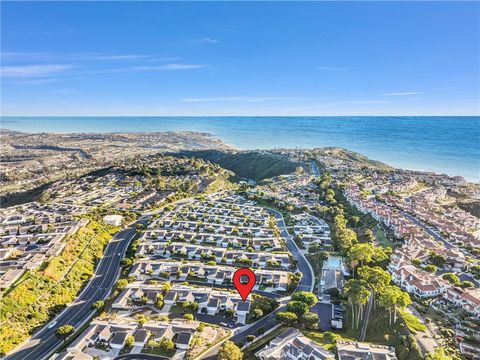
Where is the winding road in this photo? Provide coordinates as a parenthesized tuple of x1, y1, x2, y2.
(199, 206, 316, 359)
(267, 208, 315, 292)
(5, 217, 149, 360)
(310, 160, 321, 176)
(8, 176, 318, 360)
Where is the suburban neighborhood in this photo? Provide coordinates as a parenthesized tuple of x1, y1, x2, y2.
(0, 147, 478, 360)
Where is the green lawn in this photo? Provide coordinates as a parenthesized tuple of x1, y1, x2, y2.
(376, 227, 395, 248)
(399, 309, 427, 334)
(302, 330, 354, 351)
(142, 346, 176, 357)
(169, 304, 185, 314)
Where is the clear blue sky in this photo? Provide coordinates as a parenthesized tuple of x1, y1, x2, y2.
(1, 1, 479, 116)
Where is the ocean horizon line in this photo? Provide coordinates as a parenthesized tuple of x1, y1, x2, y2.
(2, 115, 479, 118)
(1, 116, 478, 182)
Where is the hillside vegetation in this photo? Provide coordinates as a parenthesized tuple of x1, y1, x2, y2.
(313, 147, 394, 171)
(0, 219, 118, 355)
(177, 150, 298, 181)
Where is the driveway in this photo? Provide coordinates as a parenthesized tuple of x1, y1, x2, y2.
(311, 302, 332, 331)
(131, 346, 143, 354)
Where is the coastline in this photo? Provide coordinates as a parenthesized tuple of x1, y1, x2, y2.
(1, 116, 479, 182)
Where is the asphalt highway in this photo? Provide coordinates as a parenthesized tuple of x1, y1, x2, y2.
(5, 217, 149, 360)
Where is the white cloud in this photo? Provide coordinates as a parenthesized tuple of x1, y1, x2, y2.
(1, 51, 180, 63)
(11, 78, 62, 85)
(131, 63, 207, 71)
(77, 54, 180, 62)
(383, 91, 424, 96)
(1, 64, 74, 78)
(81, 54, 152, 61)
(190, 37, 219, 44)
(54, 63, 207, 75)
(1, 52, 51, 61)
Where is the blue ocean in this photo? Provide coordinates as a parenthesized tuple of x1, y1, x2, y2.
(1, 116, 479, 182)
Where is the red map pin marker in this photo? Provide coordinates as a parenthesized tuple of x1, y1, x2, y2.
(233, 268, 256, 301)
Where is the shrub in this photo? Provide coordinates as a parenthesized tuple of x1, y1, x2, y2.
(116, 279, 128, 290)
(125, 335, 134, 348)
(91, 300, 104, 310)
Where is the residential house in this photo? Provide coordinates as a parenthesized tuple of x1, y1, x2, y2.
(255, 328, 334, 360)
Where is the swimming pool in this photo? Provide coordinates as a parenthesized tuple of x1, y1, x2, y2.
(323, 256, 343, 269)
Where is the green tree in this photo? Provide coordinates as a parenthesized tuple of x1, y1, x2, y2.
(190, 301, 199, 312)
(302, 312, 319, 329)
(429, 252, 447, 267)
(318, 172, 332, 190)
(442, 273, 460, 285)
(348, 243, 375, 277)
(116, 278, 129, 290)
(286, 301, 310, 316)
(91, 300, 104, 310)
(425, 264, 437, 273)
(460, 281, 474, 288)
(159, 338, 175, 351)
(147, 339, 160, 349)
(378, 286, 397, 326)
(470, 265, 480, 279)
(412, 258, 422, 267)
(378, 285, 411, 326)
(252, 308, 264, 319)
(184, 313, 194, 321)
(371, 246, 391, 266)
(218, 340, 243, 360)
(291, 291, 318, 307)
(350, 216, 361, 228)
(326, 189, 336, 204)
(360, 228, 375, 243)
(276, 311, 298, 326)
(322, 332, 339, 345)
(121, 258, 133, 267)
(136, 314, 149, 327)
(343, 279, 370, 330)
(333, 214, 358, 251)
(357, 266, 391, 309)
(125, 335, 134, 348)
(162, 282, 172, 293)
(56, 324, 74, 343)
